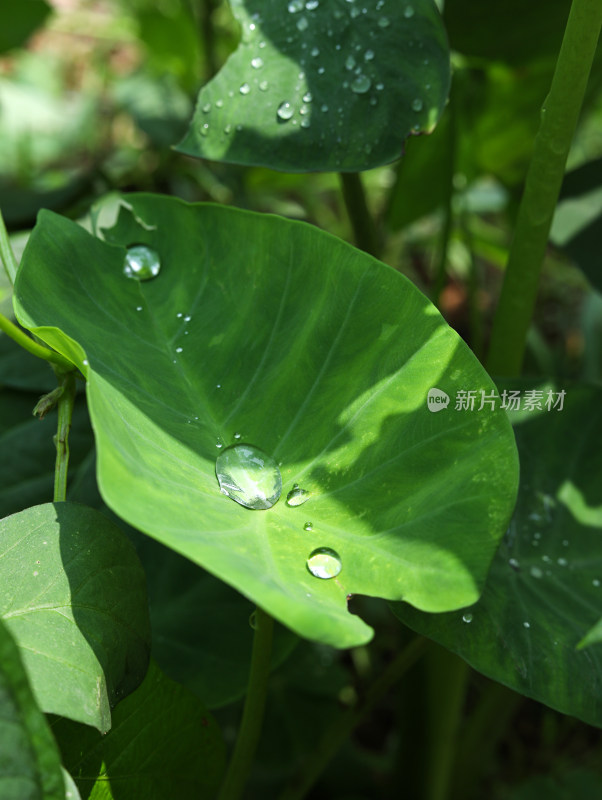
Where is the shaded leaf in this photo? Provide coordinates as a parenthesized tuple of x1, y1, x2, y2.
(393, 384, 602, 728)
(0, 617, 64, 800)
(15, 195, 518, 648)
(0, 0, 51, 55)
(176, 0, 450, 172)
(52, 660, 226, 800)
(0, 503, 151, 732)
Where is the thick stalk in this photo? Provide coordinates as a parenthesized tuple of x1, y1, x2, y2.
(0, 209, 18, 284)
(339, 172, 380, 257)
(279, 635, 428, 800)
(0, 312, 73, 371)
(218, 607, 274, 800)
(486, 0, 602, 376)
(53, 372, 76, 503)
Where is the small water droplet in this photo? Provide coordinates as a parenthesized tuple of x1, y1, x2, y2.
(176, 347, 183, 353)
(307, 547, 342, 579)
(301, 118, 311, 128)
(277, 101, 294, 121)
(251, 57, 264, 69)
(462, 613, 473, 624)
(297, 15, 309, 31)
(287, 485, 311, 506)
(306, 0, 319, 9)
(240, 83, 251, 95)
(364, 49, 374, 60)
(530, 566, 543, 579)
(593, 579, 601, 587)
(523, 621, 530, 629)
(404, 5, 415, 18)
(259, 80, 269, 91)
(412, 98, 423, 112)
(288, 0, 304, 11)
(557, 557, 568, 566)
(351, 74, 371, 94)
(202, 102, 211, 113)
(123, 245, 161, 281)
(233, 432, 242, 440)
(320, 103, 329, 112)
(303, 91, 313, 102)
(311, 46, 320, 56)
(216, 99, 224, 108)
(508, 558, 520, 571)
(345, 55, 356, 70)
(200, 123, 209, 136)
(249, 611, 257, 629)
(378, 16, 390, 27)
(216, 444, 282, 509)
(376, 82, 384, 90)
(303, 521, 314, 531)
(136, 305, 142, 311)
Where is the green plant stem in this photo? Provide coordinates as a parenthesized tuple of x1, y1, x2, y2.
(0, 312, 73, 371)
(433, 94, 456, 308)
(0, 209, 19, 284)
(218, 606, 274, 800)
(53, 372, 76, 503)
(425, 647, 469, 800)
(279, 635, 428, 800)
(486, 0, 602, 377)
(339, 172, 380, 257)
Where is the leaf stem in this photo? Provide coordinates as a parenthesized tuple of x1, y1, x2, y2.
(486, 0, 602, 377)
(0, 312, 74, 371)
(218, 606, 274, 800)
(279, 635, 428, 800)
(0, 209, 19, 284)
(53, 372, 76, 503)
(339, 172, 380, 257)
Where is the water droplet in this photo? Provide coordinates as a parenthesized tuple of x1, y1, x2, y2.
(240, 83, 251, 95)
(251, 57, 264, 69)
(123, 245, 161, 281)
(593, 579, 601, 587)
(303, 521, 314, 531)
(523, 621, 530, 629)
(288, 0, 304, 11)
(462, 613, 473, 624)
(345, 55, 356, 70)
(233, 432, 242, 440)
(249, 611, 257, 629)
(136, 305, 142, 311)
(311, 46, 320, 56)
(306, 0, 319, 9)
(216, 444, 282, 510)
(216, 436, 223, 449)
(200, 123, 209, 136)
(404, 5, 415, 18)
(259, 80, 269, 91)
(378, 16, 390, 27)
(508, 558, 520, 571)
(296, 15, 309, 31)
(303, 91, 313, 102)
(307, 547, 342, 579)
(351, 74, 371, 94)
(320, 103, 329, 112)
(216, 99, 224, 108)
(412, 98, 423, 112)
(530, 566, 543, 579)
(557, 557, 568, 566)
(277, 101, 294, 121)
(202, 102, 211, 113)
(287, 485, 311, 506)
(376, 82, 384, 90)
(317, 66, 325, 74)
(364, 49, 374, 60)
(175, 347, 183, 353)
(82, 359, 88, 366)
(301, 118, 311, 128)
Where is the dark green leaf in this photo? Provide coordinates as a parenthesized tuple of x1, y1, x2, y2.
(393, 384, 602, 728)
(52, 660, 226, 800)
(0, 502, 151, 732)
(176, 0, 450, 172)
(0, 0, 51, 55)
(507, 769, 602, 800)
(0, 617, 64, 800)
(15, 195, 518, 648)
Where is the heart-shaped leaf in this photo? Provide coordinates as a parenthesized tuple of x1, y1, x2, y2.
(14, 195, 518, 648)
(393, 384, 602, 728)
(52, 660, 226, 800)
(0, 617, 64, 800)
(176, 0, 450, 171)
(0, 502, 151, 732)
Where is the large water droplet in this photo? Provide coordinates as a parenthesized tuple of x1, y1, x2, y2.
(123, 245, 161, 281)
(307, 547, 342, 579)
(351, 74, 371, 94)
(287, 485, 310, 506)
(277, 101, 294, 120)
(216, 444, 282, 510)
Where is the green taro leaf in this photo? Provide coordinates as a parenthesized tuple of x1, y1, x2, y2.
(0, 503, 151, 733)
(393, 384, 602, 728)
(176, 0, 450, 172)
(52, 659, 226, 800)
(0, 617, 64, 800)
(14, 194, 518, 648)
(0, 0, 51, 55)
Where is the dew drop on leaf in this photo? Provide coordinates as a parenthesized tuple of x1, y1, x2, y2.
(277, 101, 295, 120)
(296, 15, 309, 31)
(216, 444, 282, 509)
(286, 485, 310, 507)
(123, 245, 161, 281)
(462, 613, 473, 623)
(251, 57, 264, 69)
(351, 74, 372, 94)
(404, 5, 415, 18)
(259, 80, 269, 91)
(240, 83, 251, 95)
(412, 98, 423, 112)
(303, 521, 314, 531)
(378, 16, 390, 28)
(307, 548, 342, 579)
